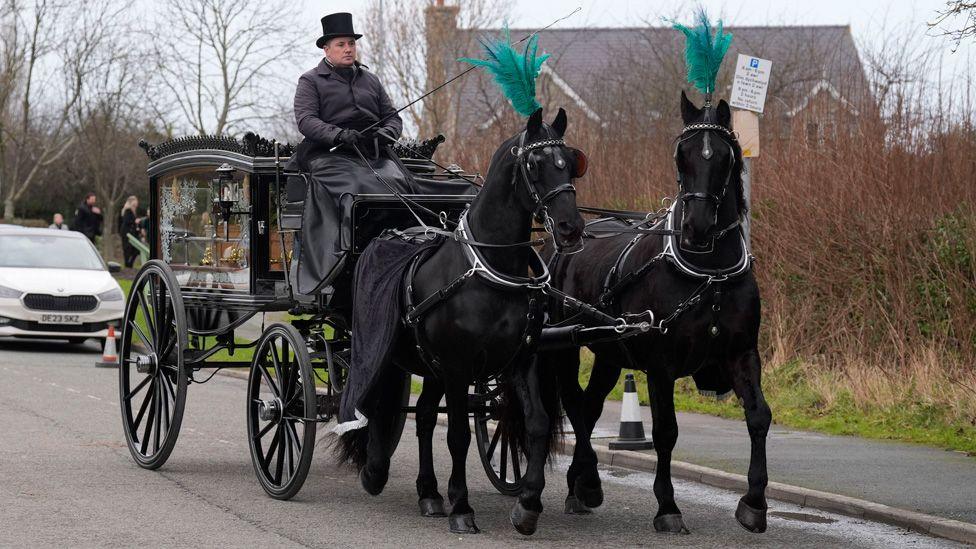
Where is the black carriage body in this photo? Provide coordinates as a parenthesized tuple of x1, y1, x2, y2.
(142, 134, 475, 332)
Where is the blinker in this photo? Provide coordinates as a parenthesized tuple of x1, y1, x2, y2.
(570, 148, 588, 178)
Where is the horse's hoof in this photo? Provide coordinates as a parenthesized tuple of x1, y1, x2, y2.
(653, 514, 691, 535)
(418, 497, 446, 517)
(735, 499, 767, 533)
(564, 495, 593, 515)
(573, 476, 604, 508)
(510, 501, 541, 535)
(359, 467, 387, 496)
(449, 513, 480, 534)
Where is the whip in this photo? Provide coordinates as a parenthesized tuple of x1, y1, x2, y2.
(329, 7, 581, 152)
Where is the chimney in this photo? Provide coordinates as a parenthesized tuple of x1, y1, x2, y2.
(423, 0, 460, 146)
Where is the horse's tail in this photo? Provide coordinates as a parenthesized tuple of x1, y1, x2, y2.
(335, 426, 369, 471)
(499, 358, 564, 462)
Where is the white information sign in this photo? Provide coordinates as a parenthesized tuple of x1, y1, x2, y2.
(730, 54, 772, 114)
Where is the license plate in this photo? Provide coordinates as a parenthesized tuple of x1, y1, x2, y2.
(40, 314, 81, 325)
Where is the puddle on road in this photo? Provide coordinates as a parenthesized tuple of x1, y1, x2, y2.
(769, 511, 837, 524)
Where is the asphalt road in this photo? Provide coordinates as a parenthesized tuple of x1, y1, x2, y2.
(0, 339, 960, 548)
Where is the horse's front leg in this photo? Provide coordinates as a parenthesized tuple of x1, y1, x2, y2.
(443, 375, 479, 534)
(573, 352, 623, 508)
(549, 349, 594, 513)
(509, 358, 551, 535)
(729, 347, 771, 533)
(647, 372, 690, 534)
(415, 377, 446, 517)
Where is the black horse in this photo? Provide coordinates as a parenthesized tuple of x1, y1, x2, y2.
(543, 92, 770, 534)
(338, 108, 585, 535)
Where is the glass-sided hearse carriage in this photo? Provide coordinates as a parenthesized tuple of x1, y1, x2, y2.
(120, 132, 535, 500)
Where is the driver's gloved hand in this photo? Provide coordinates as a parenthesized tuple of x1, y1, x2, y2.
(371, 127, 397, 147)
(336, 129, 361, 146)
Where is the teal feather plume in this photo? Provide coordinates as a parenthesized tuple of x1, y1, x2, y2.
(671, 9, 733, 95)
(459, 26, 550, 117)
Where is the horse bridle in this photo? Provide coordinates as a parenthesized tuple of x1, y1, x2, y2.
(512, 131, 580, 238)
(673, 121, 738, 248)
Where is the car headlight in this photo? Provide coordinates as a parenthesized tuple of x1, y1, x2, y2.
(0, 284, 22, 299)
(97, 288, 125, 302)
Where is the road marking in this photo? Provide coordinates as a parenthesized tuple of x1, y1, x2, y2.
(87, 395, 101, 401)
(217, 439, 231, 444)
(67, 388, 80, 394)
(49, 382, 60, 387)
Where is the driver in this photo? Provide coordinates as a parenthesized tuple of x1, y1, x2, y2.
(290, 12, 415, 295)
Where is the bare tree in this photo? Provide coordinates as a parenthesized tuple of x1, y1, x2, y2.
(360, 0, 511, 139)
(145, 0, 304, 137)
(931, 1, 976, 50)
(0, 0, 94, 220)
(63, 1, 147, 258)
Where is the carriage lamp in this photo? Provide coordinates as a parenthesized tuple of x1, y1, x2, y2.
(212, 163, 249, 241)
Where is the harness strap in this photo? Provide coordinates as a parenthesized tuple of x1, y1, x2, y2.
(405, 264, 474, 326)
(406, 225, 544, 249)
(600, 237, 666, 310)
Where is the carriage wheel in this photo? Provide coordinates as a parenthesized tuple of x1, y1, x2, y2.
(247, 323, 317, 500)
(473, 380, 527, 496)
(118, 260, 188, 470)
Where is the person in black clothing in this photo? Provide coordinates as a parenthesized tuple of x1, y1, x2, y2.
(74, 192, 103, 244)
(288, 12, 412, 295)
(119, 195, 140, 268)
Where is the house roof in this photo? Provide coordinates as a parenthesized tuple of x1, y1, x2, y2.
(452, 25, 870, 131)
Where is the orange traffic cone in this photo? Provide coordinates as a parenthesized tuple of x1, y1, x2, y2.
(96, 325, 119, 368)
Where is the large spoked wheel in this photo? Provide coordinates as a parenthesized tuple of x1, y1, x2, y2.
(119, 260, 188, 470)
(473, 379, 527, 496)
(247, 323, 317, 500)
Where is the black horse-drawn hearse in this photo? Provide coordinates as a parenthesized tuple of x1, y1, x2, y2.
(122, 130, 643, 503)
(118, 11, 772, 536)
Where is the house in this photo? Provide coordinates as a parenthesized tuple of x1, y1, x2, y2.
(423, 2, 872, 149)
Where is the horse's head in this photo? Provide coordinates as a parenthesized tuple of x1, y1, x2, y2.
(510, 107, 587, 253)
(675, 91, 743, 252)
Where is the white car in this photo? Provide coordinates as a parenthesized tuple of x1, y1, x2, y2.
(0, 226, 124, 343)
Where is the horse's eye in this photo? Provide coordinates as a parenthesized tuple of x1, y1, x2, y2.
(570, 148, 588, 178)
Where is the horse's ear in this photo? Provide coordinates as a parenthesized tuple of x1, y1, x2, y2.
(680, 90, 700, 124)
(551, 107, 567, 137)
(527, 108, 543, 135)
(716, 99, 732, 128)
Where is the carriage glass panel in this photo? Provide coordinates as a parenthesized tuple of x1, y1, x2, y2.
(156, 167, 251, 292)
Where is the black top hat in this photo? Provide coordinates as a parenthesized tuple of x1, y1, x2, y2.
(316, 12, 362, 49)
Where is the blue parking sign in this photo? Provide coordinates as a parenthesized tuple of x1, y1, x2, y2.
(750, 58, 760, 69)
